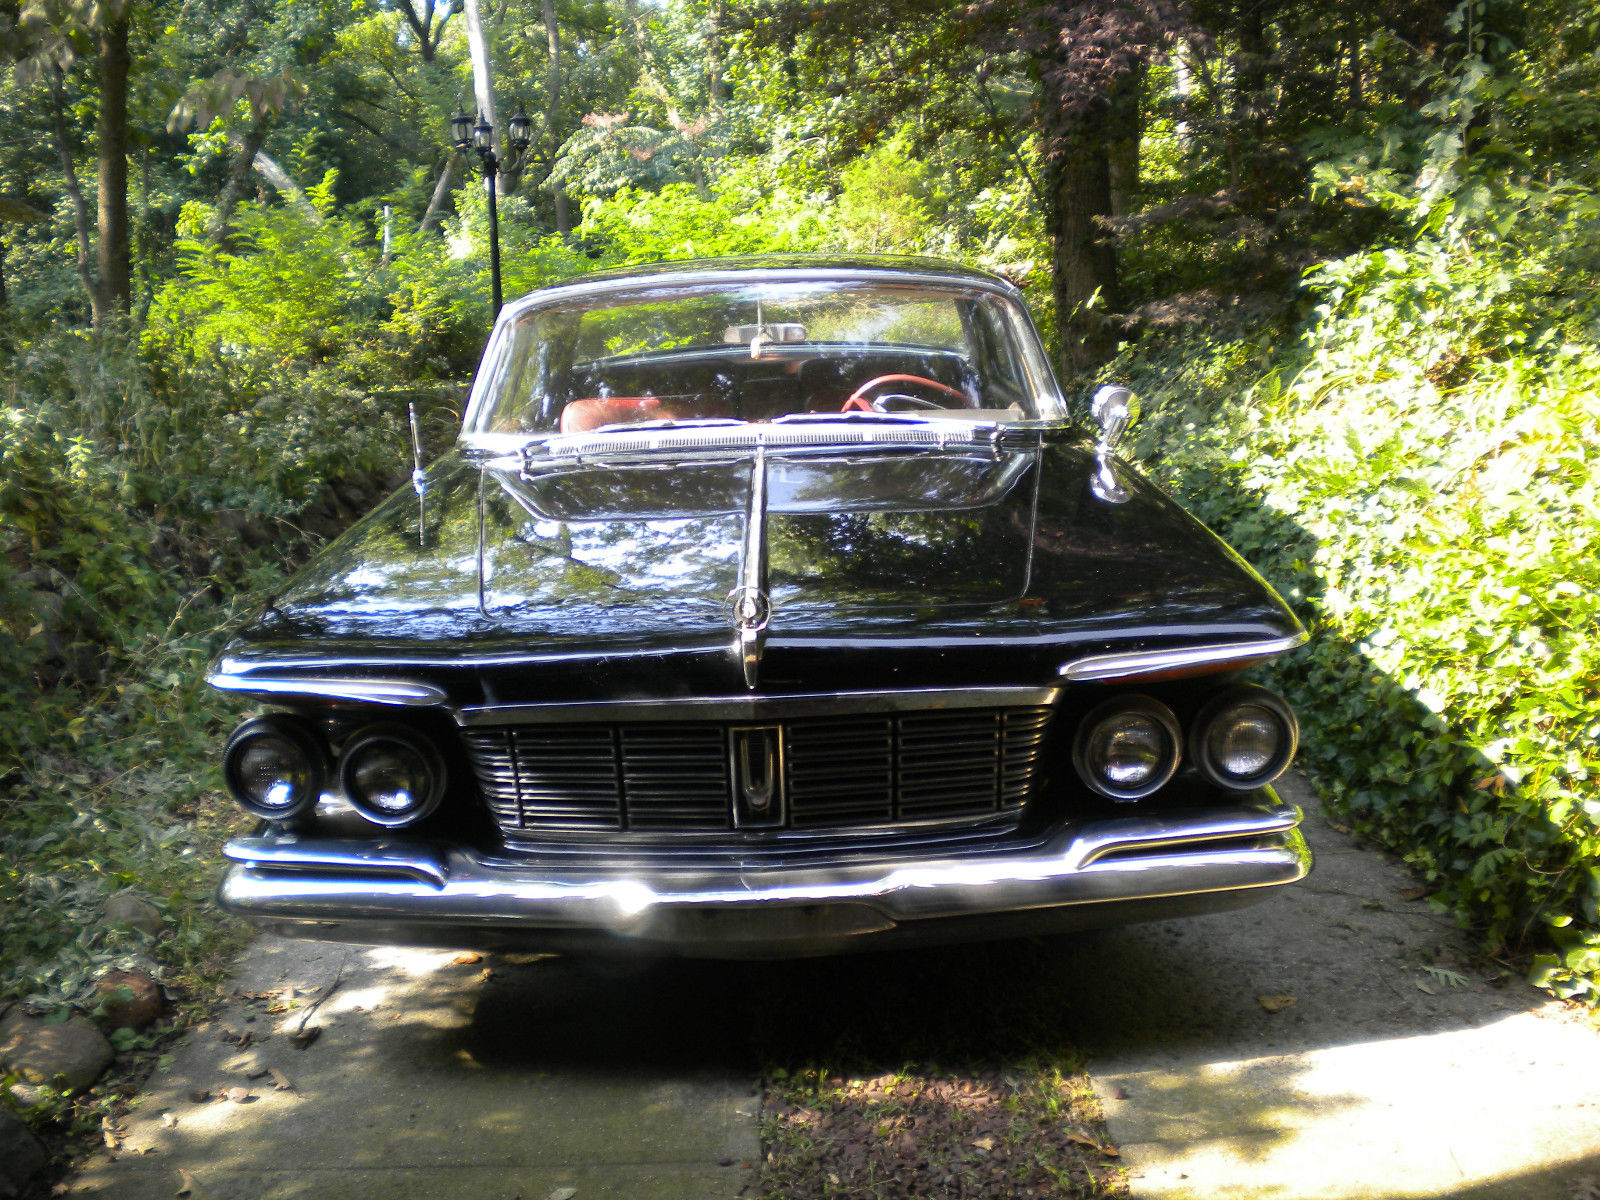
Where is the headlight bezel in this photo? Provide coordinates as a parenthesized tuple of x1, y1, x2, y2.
(337, 723, 447, 828)
(1072, 694, 1183, 802)
(222, 715, 328, 821)
(1188, 685, 1298, 791)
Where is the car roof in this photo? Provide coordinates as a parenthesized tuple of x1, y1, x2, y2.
(500, 254, 1024, 321)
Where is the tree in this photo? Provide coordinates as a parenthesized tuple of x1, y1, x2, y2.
(14, 0, 136, 325)
(745, 0, 1188, 376)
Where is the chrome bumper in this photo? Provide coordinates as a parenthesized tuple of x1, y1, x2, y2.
(218, 799, 1311, 957)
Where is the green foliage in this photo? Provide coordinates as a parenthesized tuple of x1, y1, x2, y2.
(1123, 225, 1600, 1001)
(577, 163, 836, 263)
(0, 328, 359, 1022)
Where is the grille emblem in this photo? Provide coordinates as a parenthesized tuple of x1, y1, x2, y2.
(730, 725, 784, 828)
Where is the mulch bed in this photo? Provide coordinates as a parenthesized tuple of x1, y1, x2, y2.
(758, 1066, 1127, 1199)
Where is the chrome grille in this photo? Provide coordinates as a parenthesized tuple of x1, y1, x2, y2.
(463, 706, 1052, 841)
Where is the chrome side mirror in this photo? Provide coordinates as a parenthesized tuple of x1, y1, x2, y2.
(1089, 385, 1138, 505)
(1091, 385, 1139, 457)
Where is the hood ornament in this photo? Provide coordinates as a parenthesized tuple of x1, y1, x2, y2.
(731, 448, 770, 690)
(729, 586, 771, 633)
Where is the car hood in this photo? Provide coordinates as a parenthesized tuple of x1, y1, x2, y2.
(218, 441, 1301, 698)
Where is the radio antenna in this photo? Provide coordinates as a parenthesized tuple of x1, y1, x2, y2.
(408, 402, 426, 493)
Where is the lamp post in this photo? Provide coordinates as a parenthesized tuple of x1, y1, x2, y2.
(451, 105, 534, 316)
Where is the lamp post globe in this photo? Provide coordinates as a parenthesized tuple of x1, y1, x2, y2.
(449, 107, 473, 152)
(507, 107, 534, 154)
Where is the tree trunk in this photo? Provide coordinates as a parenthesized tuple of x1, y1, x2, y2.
(462, 0, 503, 190)
(252, 151, 321, 220)
(706, 0, 726, 107)
(1046, 119, 1120, 379)
(541, 0, 571, 233)
(1106, 68, 1144, 219)
(419, 153, 458, 234)
(212, 120, 270, 242)
(48, 68, 100, 326)
(96, 10, 132, 319)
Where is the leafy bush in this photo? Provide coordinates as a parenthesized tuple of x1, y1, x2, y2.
(1123, 233, 1600, 998)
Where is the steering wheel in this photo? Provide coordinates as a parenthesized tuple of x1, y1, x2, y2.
(841, 373, 969, 413)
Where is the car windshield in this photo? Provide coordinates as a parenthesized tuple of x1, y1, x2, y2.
(465, 277, 1063, 444)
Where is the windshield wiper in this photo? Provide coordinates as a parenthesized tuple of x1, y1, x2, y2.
(772, 411, 933, 426)
(589, 417, 747, 433)
(771, 411, 999, 428)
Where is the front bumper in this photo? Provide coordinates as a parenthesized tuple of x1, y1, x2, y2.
(219, 796, 1311, 958)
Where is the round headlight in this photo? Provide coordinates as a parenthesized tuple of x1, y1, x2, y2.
(222, 716, 326, 821)
(1190, 686, 1298, 790)
(1073, 696, 1181, 801)
(338, 725, 445, 828)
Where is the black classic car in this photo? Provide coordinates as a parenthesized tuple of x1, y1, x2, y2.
(209, 255, 1311, 957)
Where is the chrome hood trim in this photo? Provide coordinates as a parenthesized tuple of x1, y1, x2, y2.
(730, 446, 770, 690)
(454, 685, 1060, 726)
(208, 674, 449, 707)
(1060, 631, 1309, 682)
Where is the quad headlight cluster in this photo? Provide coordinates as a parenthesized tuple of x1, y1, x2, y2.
(222, 717, 445, 828)
(1072, 685, 1297, 802)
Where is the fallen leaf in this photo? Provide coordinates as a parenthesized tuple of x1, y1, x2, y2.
(1067, 1129, 1117, 1156)
(1400, 886, 1429, 901)
(1416, 979, 1436, 995)
(226, 1086, 251, 1103)
(187, 1089, 210, 1104)
(269, 1067, 295, 1091)
(161, 1113, 178, 1128)
(1256, 994, 1296, 1013)
(972, 1136, 995, 1151)
(176, 1168, 195, 1196)
(1423, 965, 1470, 989)
(453, 952, 483, 965)
(545, 1189, 577, 1200)
(289, 1026, 321, 1050)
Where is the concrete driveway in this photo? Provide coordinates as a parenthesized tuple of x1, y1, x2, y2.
(67, 773, 1600, 1200)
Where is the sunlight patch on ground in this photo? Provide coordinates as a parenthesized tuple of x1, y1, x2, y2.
(1108, 1007, 1600, 1200)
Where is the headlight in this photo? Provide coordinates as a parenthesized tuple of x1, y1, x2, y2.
(1072, 696, 1181, 801)
(1189, 686, 1298, 790)
(222, 716, 326, 821)
(338, 725, 445, 828)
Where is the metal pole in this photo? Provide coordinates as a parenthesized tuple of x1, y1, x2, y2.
(484, 155, 502, 316)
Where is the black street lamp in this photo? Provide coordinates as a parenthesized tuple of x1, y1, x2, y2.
(452, 104, 534, 316)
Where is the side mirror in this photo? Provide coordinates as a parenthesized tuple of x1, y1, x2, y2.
(1089, 385, 1138, 505)
(1090, 385, 1139, 457)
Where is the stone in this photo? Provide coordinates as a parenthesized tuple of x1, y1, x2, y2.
(103, 891, 165, 937)
(0, 1108, 48, 1200)
(92, 970, 163, 1032)
(0, 1010, 114, 1092)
